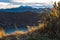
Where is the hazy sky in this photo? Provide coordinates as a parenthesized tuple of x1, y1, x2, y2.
(12, 0, 59, 3)
(0, 0, 60, 9)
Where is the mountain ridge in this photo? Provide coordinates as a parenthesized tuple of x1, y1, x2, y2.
(0, 6, 51, 13)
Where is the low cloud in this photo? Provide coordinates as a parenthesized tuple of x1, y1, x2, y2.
(0, 2, 20, 9)
(11, 0, 53, 7)
(0, 2, 52, 9)
(0, 0, 58, 9)
(11, 0, 60, 4)
(11, 0, 49, 3)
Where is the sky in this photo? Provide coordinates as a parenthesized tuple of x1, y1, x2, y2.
(0, 0, 60, 9)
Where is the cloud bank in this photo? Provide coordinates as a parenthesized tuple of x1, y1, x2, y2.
(0, 2, 20, 9)
(0, 0, 60, 9)
(12, 0, 51, 3)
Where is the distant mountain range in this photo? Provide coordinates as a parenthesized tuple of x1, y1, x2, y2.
(0, 6, 51, 13)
